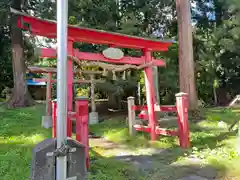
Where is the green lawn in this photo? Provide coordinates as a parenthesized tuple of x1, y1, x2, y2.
(0, 104, 240, 179)
(89, 109, 240, 179)
(0, 104, 140, 180)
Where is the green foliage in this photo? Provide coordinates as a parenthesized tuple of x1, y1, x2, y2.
(0, 28, 12, 95)
(2, 0, 240, 105)
(191, 0, 240, 104)
(76, 86, 90, 97)
(0, 105, 50, 179)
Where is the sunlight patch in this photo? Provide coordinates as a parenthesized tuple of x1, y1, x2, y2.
(25, 134, 45, 144)
(18, 112, 32, 118)
(0, 134, 45, 145)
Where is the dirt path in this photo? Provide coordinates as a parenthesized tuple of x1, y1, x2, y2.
(89, 137, 218, 180)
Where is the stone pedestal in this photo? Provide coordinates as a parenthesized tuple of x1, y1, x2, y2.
(41, 116, 52, 129)
(30, 138, 87, 180)
(89, 112, 99, 125)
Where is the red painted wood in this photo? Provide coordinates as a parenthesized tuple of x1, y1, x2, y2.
(75, 104, 81, 142)
(68, 111, 76, 119)
(75, 98, 89, 169)
(46, 73, 52, 116)
(67, 41, 74, 138)
(134, 125, 151, 132)
(39, 48, 166, 66)
(159, 105, 177, 112)
(155, 127, 178, 136)
(132, 105, 177, 112)
(134, 125, 178, 136)
(52, 100, 57, 138)
(144, 50, 157, 141)
(132, 94, 190, 148)
(17, 14, 172, 51)
(176, 93, 190, 148)
(138, 113, 148, 120)
(132, 105, 148, 111)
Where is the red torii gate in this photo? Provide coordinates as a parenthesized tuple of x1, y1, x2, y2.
(15, 11, 172, 142)
(27, 66, 104, 127)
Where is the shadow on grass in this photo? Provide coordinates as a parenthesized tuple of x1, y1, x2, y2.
(89, 116, 237, 151)
(0, 142, 37, 180)
(190, 130, 238, 150)
(0, 140, 234, 180)
(89, 147, 226, 180)
(204, 108, 240, 126)
(89, 111, 239, 178)
(0, 104, 51, 179)
(0, 104, 51, 137)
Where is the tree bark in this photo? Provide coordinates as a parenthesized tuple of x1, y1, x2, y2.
(8, 0, 34, 108)
(176, 0, 198, 110)
(213, 86, 218, 106)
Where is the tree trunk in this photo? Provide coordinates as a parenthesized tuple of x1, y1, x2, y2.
(8, 1, 34, 108)
(213, 86, 218, 106)
(176, 0, 198, 110)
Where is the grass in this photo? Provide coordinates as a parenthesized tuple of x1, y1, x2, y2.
(0, 104, 140, 180)
(89, 117, 177, 149)
(89, 110, 240, 179)
(0, 104, 240, 179)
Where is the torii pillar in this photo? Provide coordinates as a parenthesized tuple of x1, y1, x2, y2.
(67, 40, 74, 137)
(41, 72, 53, 129)
(144, 49, 157, 141)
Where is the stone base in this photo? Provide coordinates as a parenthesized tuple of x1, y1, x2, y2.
(41, 116, 52, 129)
(89, 112, 99, 125)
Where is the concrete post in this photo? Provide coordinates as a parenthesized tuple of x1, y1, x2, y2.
(41, 73, 53, 129)
(127, 96, 136, 136)
(89, 74, 99, 124)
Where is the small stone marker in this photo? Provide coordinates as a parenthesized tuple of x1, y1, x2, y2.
(41, 116, 52, 129)
(89, 112, 99, 125)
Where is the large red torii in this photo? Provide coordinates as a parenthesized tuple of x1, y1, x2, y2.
(14, 10, 172, 141)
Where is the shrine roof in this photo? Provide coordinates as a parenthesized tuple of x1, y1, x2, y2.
(11, 9, 173, 51)
(27, 79, 46, 86)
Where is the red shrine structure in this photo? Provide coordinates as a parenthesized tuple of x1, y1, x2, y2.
(13, 9, 190, 169)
